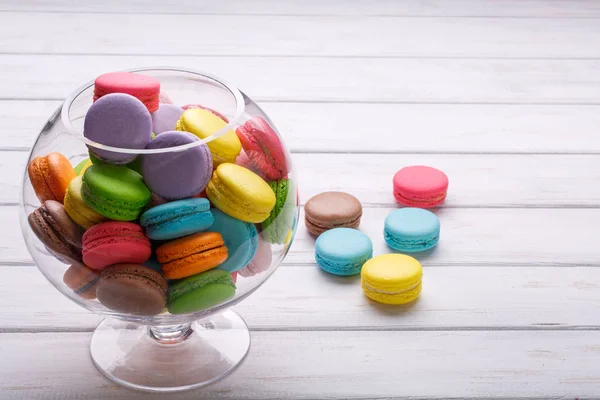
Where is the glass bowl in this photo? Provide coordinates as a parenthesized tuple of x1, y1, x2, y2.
(19, 67, 299, 392)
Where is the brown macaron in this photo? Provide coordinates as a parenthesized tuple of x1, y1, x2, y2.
(28, 200, 84, 262)
(97, 264, 168, 316)
(304, 191, 362, 236)
(63, 262, 101, 300)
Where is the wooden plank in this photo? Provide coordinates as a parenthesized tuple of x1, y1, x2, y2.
(3, 55, 600, 103)
(1, 0, 599, 17)
(1, 331, 600, 399)
(9, 151, 600, 206)
(9, 206, 600, 266)
(6, 100, 600, 153)
(3, 265, 600, 331)
(2, 13, 600, 58)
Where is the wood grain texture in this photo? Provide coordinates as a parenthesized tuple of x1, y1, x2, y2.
(8, 151, 600, 206)
(3, 55, 600, 103)
(2, 330, 600, 399)
(2, 0, 599, 17)
(3, 13, 600, 58)
(6, 101, 600, 153)
(9, 206, 600, 266)
(3, 265, 600, 331)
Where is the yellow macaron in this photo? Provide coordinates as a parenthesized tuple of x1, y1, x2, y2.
(361, 254, 423, 305)
(63, 176, 105, 229)
(207, 163, 276, 223)
(176, 108, 241, 165)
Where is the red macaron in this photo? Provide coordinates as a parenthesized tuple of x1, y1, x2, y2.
(82, 221, 152, 270)
(235, 116, 288, 180)
(94, 72, 161, 113)
(393, 166, 449, 208)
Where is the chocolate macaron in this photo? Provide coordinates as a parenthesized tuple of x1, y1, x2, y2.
(304, 191, 362, 236)
(28, 200, 84, 262)
(96, 264, 168, 316)
(63, 262, 101, 299)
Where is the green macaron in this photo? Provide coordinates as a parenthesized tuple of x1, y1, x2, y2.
(82, 164, 151, 221)
(263, 179, 295, 244)
(167, 269, 236, 315)
(89, 150, 143, 175)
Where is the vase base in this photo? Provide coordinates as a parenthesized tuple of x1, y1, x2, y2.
(90, 310, 250, 393)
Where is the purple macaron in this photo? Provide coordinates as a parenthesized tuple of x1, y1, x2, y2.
(141, 131, 213, 200)
(84, 93, 152, 164)
(151, 104, 184, 135)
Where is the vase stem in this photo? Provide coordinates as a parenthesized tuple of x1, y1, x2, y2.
(149, 323, 193, 344)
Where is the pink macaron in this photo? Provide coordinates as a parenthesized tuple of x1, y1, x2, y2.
(235, 116, 288, 180)
(82, 221, 152, 270)
(94, 72, 161, 113)
(393, 166, 449, 208)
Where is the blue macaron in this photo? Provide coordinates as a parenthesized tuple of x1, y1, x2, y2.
(384, 207, 440, 252)
(315, 228, 373, 276)
(140, 198, 214, 240)
(210, 209, 258, 273)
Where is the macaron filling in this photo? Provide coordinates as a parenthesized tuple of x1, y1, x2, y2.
(393, 190, 447, 205)
(384, 231, 439, 252)
(362, 280, 421, 295)
(316, 252, 370, 275)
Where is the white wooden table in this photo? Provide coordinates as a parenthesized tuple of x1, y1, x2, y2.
(2, 0, 600, 398)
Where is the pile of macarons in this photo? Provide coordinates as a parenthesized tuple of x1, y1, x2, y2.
(306, 165, 449, 305)
(27, 71, 295, 316)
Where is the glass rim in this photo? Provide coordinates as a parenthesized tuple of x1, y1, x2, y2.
(60, 66, 246, 155)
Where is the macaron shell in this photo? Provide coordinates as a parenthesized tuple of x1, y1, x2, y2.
(94, 72, 161, 113)
(64, 176, 106, 229)
(363, 281, 422, 305)
(28, 153, 76, 203)
(207, 163, 276, 223)
(167, 269, 235, 315)
(236, 116, 288, 180)
(84, 93, 152, 164)
(182, 104, 230, 123)
(176, 108, 241, 165)
(40, 200, 84, 249)
(63, 262, 101, 299)
(384, 208, 440, 252)
(82, 222, 151, 270)
(151, 104, 184, 134)
(239, 236, 273, 277)
(393, 166, 449, 208)
(162, 247, 228, 280)
(304, 191, 362, 236)
(140, 131, 212, 200)
(82, 164, 151, 221)
(97, 263, 167, 316)
(210, 209, 258, 273)
(361, 254, 423, 293)
(28, 208, 82, 263)
(315, 228, 372, 276)
(145, 212, 215, 241)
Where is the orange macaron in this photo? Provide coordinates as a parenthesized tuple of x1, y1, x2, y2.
(156, 232, 228, 280)
(28, 152, 76, 203)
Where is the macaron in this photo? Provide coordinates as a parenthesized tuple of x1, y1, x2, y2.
(176, 108, 241, 165)
(262, 179, 296, 244)
(361, 254, 423, 305)
(82, 164, 151, 221)
(82, 221, 151, 270)
(393, 166, 449, 208)
(156, 232, 229, 280)
(151, 103, 184, 135)
(167, 269, 236, 315)
(84, 93, 152, 164)
(206, 163, 276, 223)
(304, 191, 362, 236)
(140, 198, 214, 241)
(384, 208, 440, 253)
(140, 131, 212, 200)
(94, 72, 161, 113)
(236, 116, 288, 180)
(315, 228, 372, 276)
(182, 104, 229, 123)
(28, 152, 76, 203)
(238, 235, 273, 278)
(28, 200, 84, 262)
(73, 158, 93, 175)
(97, 263, 167, 316)
(210, 209, 258, 273)
(63, 176, 105, 229)
(63, 262, 101, 300)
